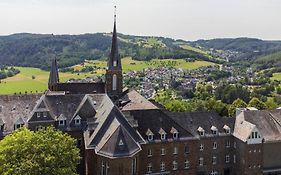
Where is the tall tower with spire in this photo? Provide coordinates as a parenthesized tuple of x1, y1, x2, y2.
(105, 6, 123, 98)
(48, 58, 59, 91)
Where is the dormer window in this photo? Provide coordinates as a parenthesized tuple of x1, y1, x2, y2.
(37, 112, 41, 118)
(223, 125, 231, 134)
(197, 127, 205, 136)
(58, 114, 66, 127)
(59, 120, 65, 126)
(211, 126, 218, 135)
(159, 128, 167, 141)
(14, 117, 24, 130)
(43, 112, 47, 118)
(146, 129, 154, 142)
(74, 115, 81, 125)
(170, 127, 179, 140)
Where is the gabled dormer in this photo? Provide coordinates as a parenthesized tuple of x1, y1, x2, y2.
(74, 115, 81, 126)
(247, 126, 263, 144)
(14, 117, 25, 130)
(223, 125, 231, 134)
(211, 126, 218, 135)
(170, 127, 179, 140)
(159, 128, 167, 141)
(146, 129, 154, 142)
(57, 114, 67, 127)
(197, 127, 205, 136)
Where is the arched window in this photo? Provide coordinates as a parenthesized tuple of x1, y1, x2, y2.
(112, 74, 117, 91)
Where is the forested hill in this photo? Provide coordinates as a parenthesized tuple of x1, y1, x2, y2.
(0, 33, 209, 70)
(191, 38, 281, 62)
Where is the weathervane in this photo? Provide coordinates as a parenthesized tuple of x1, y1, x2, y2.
(114, 6, 117, 22)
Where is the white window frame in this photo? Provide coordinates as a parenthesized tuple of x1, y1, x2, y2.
(213, 142, 217, 149)
(37, 112, 41, 118)
(172, 161, 178, 170)
(160, 162, 165, 172)
(199, 157, 204, 166)
(212, 156, 217, 165)
(173, 132, 178, 139)
(75, 118, 81, 125)
(43, 112, 47, 118)
(161, 133, 166, 141)
(200, 144, 204, 151)
(148, 149, 152, 157)
(225, 155, 230, 163)
(148, 134, 153, 141)
(161, 148, 165, 156)
(59, 120, 65, 126)
(226, 140, 231, 148)
(211, 170, 218, 175)
(184, 160, 190, 169)
(147, 163, 152, 173)
(173, 146, 178, 155)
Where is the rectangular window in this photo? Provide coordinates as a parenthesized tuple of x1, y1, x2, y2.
(252, 132, 255, 139)
(200, 144, 204, 151)
(233, 155, 236, 163)
(226, 141, 231, 148)
(148, 149, 152, 157)
(161, 133, 166, 140)
(148, 135, 153, 141)
(185, 145, 189, 154)
(37, 112, 41, 118)
(233, 142, 236, 149)
(43, 112, 47, 118)
(160, 162, 165, 172)
(172, 161, 178, 170)
(255, 132, 258, 138)
(225, 155, 230, 163)
(131, 158, 137, 175)
(161, 148, 165, 155)
(199, 157, 204, 166)
(173, 147, 178, 155)
(212, 156, 217, 165)
(101, 160, 109, 175)
(59, 120, 65, 126)
(184, 160, 190, 169)
(147, 163, 152, 173)
(213, 142, 217, 149)
(75, 119, 81, 125)
(173, 133, 178, 139)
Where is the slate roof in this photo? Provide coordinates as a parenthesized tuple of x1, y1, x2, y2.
(166, 111, 235, 138)
(28, 93, 106, 131)
(128, 109, 193, 141)
(235, 109, 281, 143)
(0, 94, 41, 134)
(85, 95, 144, 158)
(120, 90, 158, 111)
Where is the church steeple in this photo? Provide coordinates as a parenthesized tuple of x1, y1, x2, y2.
(48, 58, 59, 91)
(108, 6, 122, 70)
(105, 6, 123, 98)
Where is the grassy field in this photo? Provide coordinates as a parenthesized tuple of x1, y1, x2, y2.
(271, 72, 281, 81)
(0, 57, 216, 94)
(0, 67, 92, 95)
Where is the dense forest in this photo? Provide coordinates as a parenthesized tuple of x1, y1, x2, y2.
(0, 33, 208, 70)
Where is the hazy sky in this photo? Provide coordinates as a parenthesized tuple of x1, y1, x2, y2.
(0, 0, 280, 41)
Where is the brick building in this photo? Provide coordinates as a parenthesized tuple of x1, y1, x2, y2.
(1, 15, 281, 175)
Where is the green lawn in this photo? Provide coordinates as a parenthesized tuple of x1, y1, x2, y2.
(0, 58, 216, 95)
(0, 67, 92, 95)
(271, 72, 281, 81)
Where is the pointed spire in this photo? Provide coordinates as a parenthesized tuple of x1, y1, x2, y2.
(108, 6, 122, 70)
(48, 58, 59, 90)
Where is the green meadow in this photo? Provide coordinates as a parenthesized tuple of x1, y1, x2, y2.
(0, 57, 216, 95)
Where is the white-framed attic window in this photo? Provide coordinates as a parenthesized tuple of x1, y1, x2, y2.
(197, 127, 205, 136)
(74, 115, 81, 125)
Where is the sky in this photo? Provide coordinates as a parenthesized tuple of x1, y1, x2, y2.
(0, 0, 280, 41)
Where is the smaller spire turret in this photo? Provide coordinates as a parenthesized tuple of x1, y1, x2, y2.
(48, 58, 59, 91)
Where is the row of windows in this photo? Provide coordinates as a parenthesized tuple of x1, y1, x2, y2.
(36, 112, 48, 118)
(58, 118, 81, 126)
(148, 132, 178, 141)
(200, 141, 233, 151)
(147, 155, 234, 174)
(147, 160, 190, 173)
(249, 131, 261, 139)
(198, 125, 231, 136)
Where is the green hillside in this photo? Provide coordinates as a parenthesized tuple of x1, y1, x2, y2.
(0, 58, 215, 95)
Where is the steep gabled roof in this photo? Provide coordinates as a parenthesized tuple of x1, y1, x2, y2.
(48, 58, 59, 87)
(95, 118, 141, 158)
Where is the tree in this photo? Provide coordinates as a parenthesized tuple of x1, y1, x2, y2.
(0, 127, 80, 175)
(248, 97, 266, 110)
(265, 98, 278, 109)
(228, 98, 247, 117)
